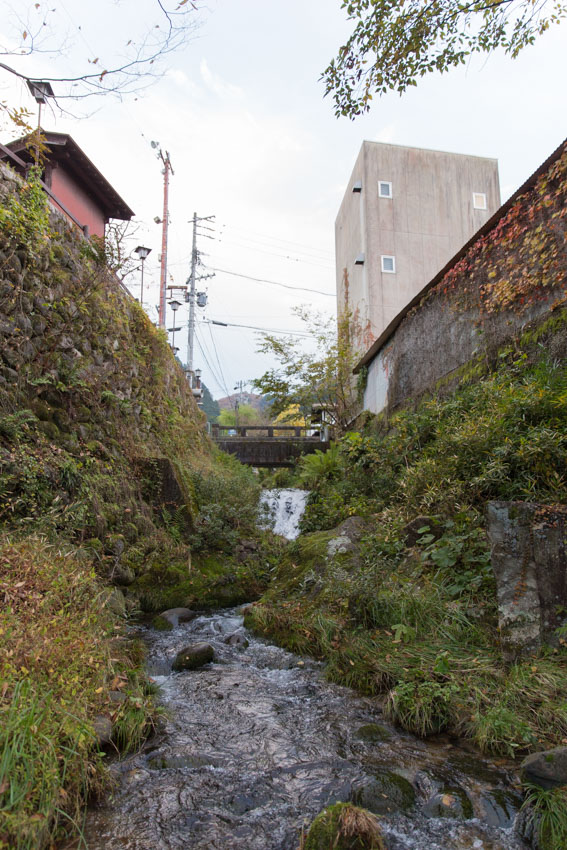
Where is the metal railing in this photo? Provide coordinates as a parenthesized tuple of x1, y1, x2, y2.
(211, 424, 329, 440)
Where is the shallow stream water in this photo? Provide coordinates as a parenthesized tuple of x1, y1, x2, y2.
(82, 608, 528, 850)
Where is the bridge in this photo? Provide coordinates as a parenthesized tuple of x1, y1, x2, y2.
(211, 424, 330, 467)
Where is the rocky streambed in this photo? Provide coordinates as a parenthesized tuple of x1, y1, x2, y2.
(82, 608, 528, 849)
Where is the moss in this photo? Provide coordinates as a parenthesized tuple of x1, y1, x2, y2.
(36, 420, 60, 440)
(302, 803, 385, 850)
(152, 614, 173, 631)
(353, 769, 415, 815)
(355, 723, 392, 743)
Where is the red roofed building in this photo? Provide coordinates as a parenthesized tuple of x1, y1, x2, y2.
(0, 130, 133, 237)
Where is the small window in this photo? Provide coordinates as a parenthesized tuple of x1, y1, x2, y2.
(378, 181, 392, 198)
(381, 255, 396, 273)
(473, 192, 487, 210)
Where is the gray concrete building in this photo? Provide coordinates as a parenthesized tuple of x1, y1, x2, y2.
(335, 142, 500, 353)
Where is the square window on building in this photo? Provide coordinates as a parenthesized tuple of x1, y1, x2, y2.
(381, 255, 396, 273)
(473, 192, 487, 210)
(378, 181, 392, 198)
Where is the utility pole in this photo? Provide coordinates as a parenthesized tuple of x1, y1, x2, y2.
(233, 380, 246, 428)
(185, 212, 215, 384)
(151, 141, 174, 329)
(186, 212, 198, 376)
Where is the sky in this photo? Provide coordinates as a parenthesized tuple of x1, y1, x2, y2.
(0, 0, 566, 399)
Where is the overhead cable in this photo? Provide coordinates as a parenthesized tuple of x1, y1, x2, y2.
(211, 267, 335, 297)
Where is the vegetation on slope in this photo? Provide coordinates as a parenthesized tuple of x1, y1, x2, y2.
(0, 167, 275, 847)
(248, 324, 567, 764)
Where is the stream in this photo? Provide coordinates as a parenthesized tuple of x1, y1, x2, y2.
(82, 491, 529, 849)
(83, 611, 528, 850)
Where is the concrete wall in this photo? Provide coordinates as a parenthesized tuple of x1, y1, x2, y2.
(360, 142, 567, 415)
(336, 142, 500, 354)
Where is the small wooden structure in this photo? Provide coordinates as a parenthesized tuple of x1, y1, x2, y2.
(211, 424, 330, 467)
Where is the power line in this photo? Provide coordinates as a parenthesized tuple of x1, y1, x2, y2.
(212, 267, 335, 297)
(218, 222, 334, 260)
(199, 319, 315, 338)
(206, 323, 231, 398)
(213, 236, 334, 270)
(194, 329, 228, 397)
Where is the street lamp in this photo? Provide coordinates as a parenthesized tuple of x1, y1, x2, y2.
(168, 299, 182, 353)
(26, 79, 54, 166)
(134, 246, 152, 308)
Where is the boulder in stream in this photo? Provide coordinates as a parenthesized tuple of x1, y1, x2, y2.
(224, 632, 250, 649)
(353, 769, 415, 816)
(153, 607, 196, 631)
(172, 642, 214, 671)
(521, 746, 567, 789)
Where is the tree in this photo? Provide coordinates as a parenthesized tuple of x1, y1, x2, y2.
(200, 383, 220, 423)
(217, 404, 262, 427)
(253, 307, 358, 433)
(0, 0, 201, 125)
(322, 0, 566, 118)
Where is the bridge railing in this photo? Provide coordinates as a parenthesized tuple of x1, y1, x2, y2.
(211, 424, 328, 440)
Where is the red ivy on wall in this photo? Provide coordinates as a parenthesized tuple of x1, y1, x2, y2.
(428, 148, 567, 317)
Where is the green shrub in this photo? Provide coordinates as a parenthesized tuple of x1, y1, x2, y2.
(521, 783, 567, 850)
(384, 679, 458, 736)
(189, 457, 261, 553)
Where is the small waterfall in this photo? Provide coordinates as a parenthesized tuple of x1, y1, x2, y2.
(259, 488, 309, 539)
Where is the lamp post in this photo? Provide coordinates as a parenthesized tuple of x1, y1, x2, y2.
(26, 80, 54, 166)
(168, 299, 182, 353)
(134, 246, 152, 308)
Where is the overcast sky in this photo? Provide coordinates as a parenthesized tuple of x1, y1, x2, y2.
(1, 0, 566, 399)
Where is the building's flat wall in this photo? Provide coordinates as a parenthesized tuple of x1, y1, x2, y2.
(336, 142, 499, 354)
(51, 166, 106, 237)
(362, 144, 567, 414)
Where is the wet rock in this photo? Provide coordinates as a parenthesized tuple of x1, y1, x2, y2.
(225, 632, 250, 649)
(355, 723, 392, 743)
(147, 751, 222, 770)
(353, 769, 415, 815)
(403, 515, 443, 548)
(172, 642, 214, 671)
(160, 607, 197, 628)
(521, 746, 567, 789)
(93, 715, 113, 747)
(423, 787, 473, 820)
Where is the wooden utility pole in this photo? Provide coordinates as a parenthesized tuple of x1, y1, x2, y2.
(187, 212, 198, 374)
(153, 144, 174, 329)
